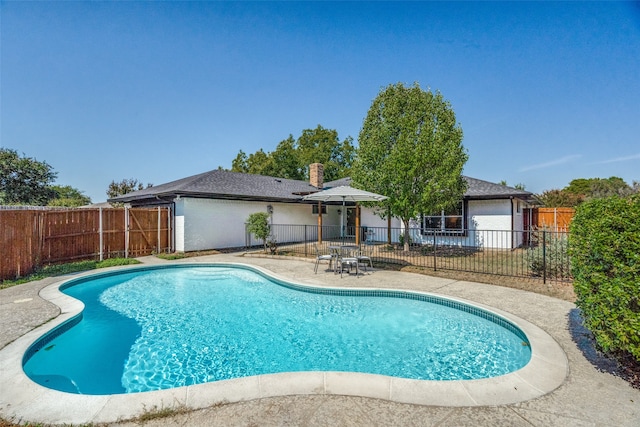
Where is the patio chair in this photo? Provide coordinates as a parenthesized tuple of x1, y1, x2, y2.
(356, 246, 373, 272)
(336, 247, 359, 278)
(313, 243, 334, 273)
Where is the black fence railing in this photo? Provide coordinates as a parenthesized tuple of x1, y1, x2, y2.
(245, 224, 572, 284)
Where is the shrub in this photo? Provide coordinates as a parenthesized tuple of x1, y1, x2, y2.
(569, 195, 640, 361)
(246, 212, 271, 253)
(526, 231, 570, 279)
(398, 233, 412, 247)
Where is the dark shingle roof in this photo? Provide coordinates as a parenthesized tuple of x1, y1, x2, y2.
(463, 176, 532, 199)
(109, 170, 319, 204)
(324, 177, 352, 188)
(326, 176, 532, 199)
(109, 169, 532, 204)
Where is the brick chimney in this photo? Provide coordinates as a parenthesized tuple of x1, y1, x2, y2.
(309, 163, 324, 189)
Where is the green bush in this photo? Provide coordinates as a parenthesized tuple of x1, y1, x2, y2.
(398, 233, 412, 247)
(526, 231, 570, 278)
(569, 195, 640, 361)
(246, 212, 271, 253)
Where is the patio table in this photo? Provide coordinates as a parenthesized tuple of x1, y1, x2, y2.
(329, 245, 360, 276)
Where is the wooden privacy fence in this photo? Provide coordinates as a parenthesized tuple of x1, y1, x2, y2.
(524, 207, 575, 232)
(0, 206, 171, 281)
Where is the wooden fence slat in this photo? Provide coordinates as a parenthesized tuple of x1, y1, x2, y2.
(1, 207, 171, 281)
(523, 207, 575, 234)
(536, 207, 575, 232)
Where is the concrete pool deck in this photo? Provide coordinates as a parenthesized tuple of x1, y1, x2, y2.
(1, 253, 638, 426)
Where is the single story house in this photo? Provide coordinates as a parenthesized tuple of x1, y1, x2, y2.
(109, 164, 534, 251)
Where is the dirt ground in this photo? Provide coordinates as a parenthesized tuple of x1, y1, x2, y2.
(392, 264, 576, 302)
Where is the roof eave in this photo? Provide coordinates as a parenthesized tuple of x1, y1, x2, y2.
(464, 194, 533, 200)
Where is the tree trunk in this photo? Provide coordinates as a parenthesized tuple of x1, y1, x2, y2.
(403, 218, 410, 252)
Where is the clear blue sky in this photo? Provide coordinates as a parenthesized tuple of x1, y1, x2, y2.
(2, 1, 639, 203)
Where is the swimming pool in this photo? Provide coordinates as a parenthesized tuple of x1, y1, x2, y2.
(23, 264, 531, 395)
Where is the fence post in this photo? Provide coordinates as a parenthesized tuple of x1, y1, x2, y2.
(99, 207, 104, 261)
(125, 206, 130, 259)
(37, 211, 45, 271)
(542, 230, 547, 284)
(168, 205, 173, 253)
(157, 206, 161, 254)
(433, 231, 437, 272)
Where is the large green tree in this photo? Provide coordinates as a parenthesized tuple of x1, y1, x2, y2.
(295, 126, 355, 182)
(537, 177, 637, 208)
(230, 125, 355, 182)
(107, 178, 152, 200)
(351, 82, 468, 251)
(536, 189, 585, 208)
(267, 137, 301, 179)
(0, 148, 57, 205)
(566, 177, 633, 199)
(48, 185, 91, 207)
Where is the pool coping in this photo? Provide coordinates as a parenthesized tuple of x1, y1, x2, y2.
(0, 262, 568, 425)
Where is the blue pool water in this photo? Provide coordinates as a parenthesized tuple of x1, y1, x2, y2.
(23, 265, 531, 395)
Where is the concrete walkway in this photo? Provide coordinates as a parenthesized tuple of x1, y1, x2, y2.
(1, 253, 638, 426)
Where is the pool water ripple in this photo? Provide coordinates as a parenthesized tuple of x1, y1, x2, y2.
(23, 266, 531, 395)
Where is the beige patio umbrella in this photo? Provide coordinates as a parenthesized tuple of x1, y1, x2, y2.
(302, 186, 388, 244)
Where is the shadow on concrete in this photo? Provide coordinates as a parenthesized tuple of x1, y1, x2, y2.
(569, 308, 639, 390)
(568, 308, 619, 374)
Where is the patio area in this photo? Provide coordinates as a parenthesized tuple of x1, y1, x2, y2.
(0, 252, 638, 426)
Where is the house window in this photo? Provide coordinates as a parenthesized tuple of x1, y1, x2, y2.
(422, 202, 464, 233)
(312, 204, 327, 214)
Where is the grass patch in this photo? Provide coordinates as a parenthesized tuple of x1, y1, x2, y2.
(134, 403, 192, 423)
(0, 258, 140, 290)
(155, 252, 188, 260)
(0, 418, 102, 427)
(156, 249, 222, 260)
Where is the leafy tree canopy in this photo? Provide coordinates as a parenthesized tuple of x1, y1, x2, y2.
(565, 177, 633, 198)
(48, 185, 92, 207)
(536, 189, 584, 208)
(351, 82, 468, 251)
(499, 180, 526, 190)
(230, 125, 355, 182)
(0, 148, 57, 205)
(107, 178, 153, 200)
(538, 177, 637, 207)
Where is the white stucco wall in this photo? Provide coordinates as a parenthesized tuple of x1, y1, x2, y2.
(177, 198, 308, 251)
(468, 199, 513, 248)
(512, 199, 525, 247)
(404, 199, 525, 249)
(174, 199, 186, 251)
(467, 198, 530, 249)
(173, 197, 400, 251)
(173, 197, 524, 251)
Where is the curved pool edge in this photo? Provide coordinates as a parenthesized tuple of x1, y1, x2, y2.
(0, 262, 568, 425)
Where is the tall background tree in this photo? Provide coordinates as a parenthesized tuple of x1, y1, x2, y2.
(537, 177, 637, 207)
(499, 180, 526, 191)
(0, 148, 57, 205)
(231, 125, 355, 182)
(351, 82, 468, 251)
(0, 149, 92, 206)
(107, 178, 153, 200)
(48, 185, 91, 207)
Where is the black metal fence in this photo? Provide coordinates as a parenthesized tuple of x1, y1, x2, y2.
(246, 224, 572, 284)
